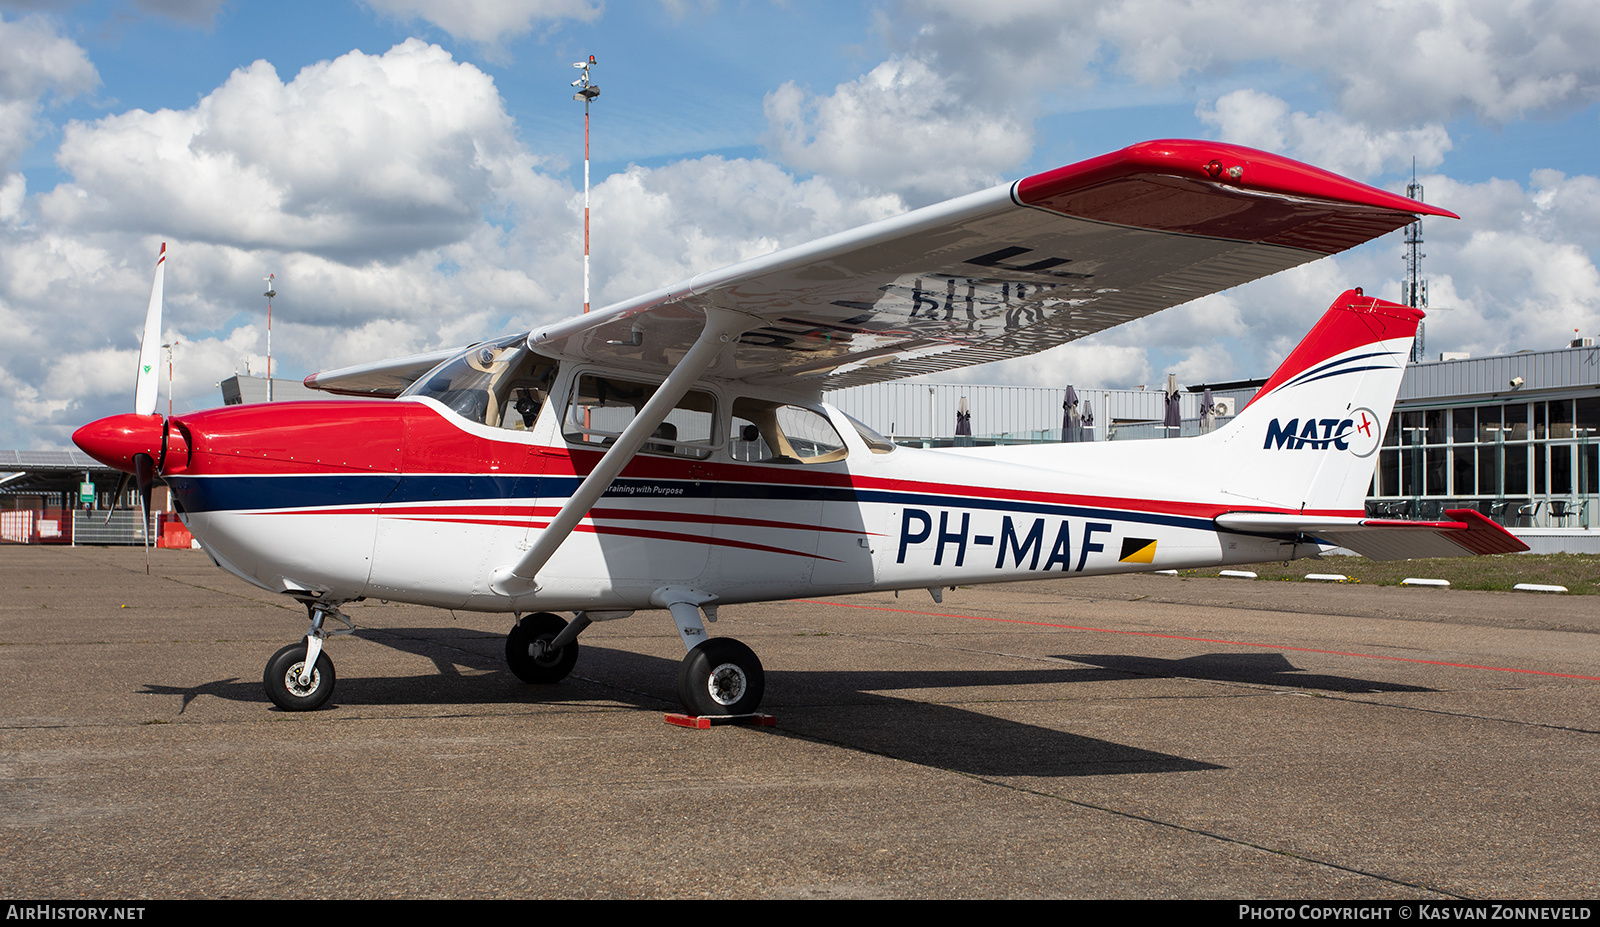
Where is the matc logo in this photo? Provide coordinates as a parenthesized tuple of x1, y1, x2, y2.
(1263, 407, 1382, 457)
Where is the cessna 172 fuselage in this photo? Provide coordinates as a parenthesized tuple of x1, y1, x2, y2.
(72, 140, 1527, 716)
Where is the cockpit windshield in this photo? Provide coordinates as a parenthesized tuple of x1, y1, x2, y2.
(401, 334, 557, 430)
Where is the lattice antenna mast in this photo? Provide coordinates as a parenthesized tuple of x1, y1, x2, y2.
(572, 55, 600, 313)
(1403, 161, 1429, 363)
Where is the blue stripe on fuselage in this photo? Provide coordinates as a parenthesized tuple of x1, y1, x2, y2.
(166, 472, 1215, 533)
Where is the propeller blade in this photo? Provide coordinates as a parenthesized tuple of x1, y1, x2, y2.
(103, 471, 130, 526)
(134, 243, 166, 417)
(138, 480, 152, 574)
(134, 452, 154, 574)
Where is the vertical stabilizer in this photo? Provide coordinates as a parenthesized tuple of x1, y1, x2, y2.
(1212, 289, 1420, 515)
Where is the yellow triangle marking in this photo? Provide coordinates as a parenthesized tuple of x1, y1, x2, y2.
(1120, 540, 1157, 563)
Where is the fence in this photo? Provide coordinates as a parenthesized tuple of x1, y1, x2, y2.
(0, 508, 156, 545)
(1, 508, 72, 544)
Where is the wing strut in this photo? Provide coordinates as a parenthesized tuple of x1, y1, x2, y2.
(490, 308, 754, 596)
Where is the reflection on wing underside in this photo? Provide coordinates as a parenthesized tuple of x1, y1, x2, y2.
(734, 275, 1114, 381)
(828, 275, 1093, 332)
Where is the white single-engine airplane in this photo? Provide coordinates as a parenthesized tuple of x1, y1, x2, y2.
(75, 140, 1527, 715)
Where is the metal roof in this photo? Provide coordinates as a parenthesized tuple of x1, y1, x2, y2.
(1399, 344, 1600, 404)
(0, 449, 104, 470)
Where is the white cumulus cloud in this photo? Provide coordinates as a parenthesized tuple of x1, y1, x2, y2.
(363, 0, 600, 60)
(38, 40, 536, 261)
(899, 0, 1600, 127)
(589, 156, 907, 307)
(765, 57, 1033, 205)
(1197, 89, 1453, 180)
(0, 36, 927, 448)
(0, 15, 98, 169)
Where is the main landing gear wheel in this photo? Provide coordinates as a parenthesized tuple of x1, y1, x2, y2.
(677, 638, 765, 716)
(263, 642, 336, 712)
(506, 612, 579, 684)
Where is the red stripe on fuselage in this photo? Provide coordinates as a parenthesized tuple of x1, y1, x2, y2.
(173, 399, 1363, 523)
(379, 515, 836, 561)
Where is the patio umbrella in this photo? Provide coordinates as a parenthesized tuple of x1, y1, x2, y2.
(1200, 388, 1216, 433)
(1164, 374, 1181, 437)
(955, 396, 971, 445)
(1062, 386, 1080, 442)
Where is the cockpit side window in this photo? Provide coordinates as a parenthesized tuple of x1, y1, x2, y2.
(563, 373, 717, 459)
(401, 335, 557, 429)
(496, 360, 558, 432)
(731, 398, 847, 464)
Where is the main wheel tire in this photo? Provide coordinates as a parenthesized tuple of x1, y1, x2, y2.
(263, 642, 336, 712)
(676, 638, 765, 716)
(506, 612, 579, 684)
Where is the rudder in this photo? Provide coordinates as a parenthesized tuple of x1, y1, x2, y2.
(1212, 289, 1420, 515)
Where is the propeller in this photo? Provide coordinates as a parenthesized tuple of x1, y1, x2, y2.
(94, 243, 167, 572)
(131, 244, 167, 571)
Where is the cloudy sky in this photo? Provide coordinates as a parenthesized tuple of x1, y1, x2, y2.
(2, 0, 1597, 448)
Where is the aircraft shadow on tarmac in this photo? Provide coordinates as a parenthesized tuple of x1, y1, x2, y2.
(1057, 651, 1435, 694)
(140, 626, 1229, 779)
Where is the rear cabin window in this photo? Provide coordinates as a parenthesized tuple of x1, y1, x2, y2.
(731, 399, 847, 464)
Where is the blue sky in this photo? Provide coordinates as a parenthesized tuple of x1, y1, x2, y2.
(2, 0, 1597, 447)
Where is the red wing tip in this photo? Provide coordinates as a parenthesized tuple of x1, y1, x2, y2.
(1019, 138, 1453, 220)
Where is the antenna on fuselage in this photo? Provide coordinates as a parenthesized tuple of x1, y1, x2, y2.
(572, 55, 599, 313)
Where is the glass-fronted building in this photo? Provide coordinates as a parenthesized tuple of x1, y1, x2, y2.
(1370, 345, 1598, 531)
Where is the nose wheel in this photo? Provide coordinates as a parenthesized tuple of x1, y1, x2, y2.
(264, 642, 336, 711)
(262, 600, 354, 711)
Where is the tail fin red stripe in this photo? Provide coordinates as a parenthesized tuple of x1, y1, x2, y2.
(1244, 289, 1422, 409)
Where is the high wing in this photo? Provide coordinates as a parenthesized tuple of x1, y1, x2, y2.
(525, 139, 1452, 389)
(306, 139, 1450, 395)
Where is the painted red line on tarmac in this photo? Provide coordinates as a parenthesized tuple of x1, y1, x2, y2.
(799, 599, 1600, 682)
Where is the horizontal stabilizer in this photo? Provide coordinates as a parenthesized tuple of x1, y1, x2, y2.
(1215, 508, 1529, 561)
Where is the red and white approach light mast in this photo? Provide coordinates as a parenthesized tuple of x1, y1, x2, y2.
(572, 55, 599, 313)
